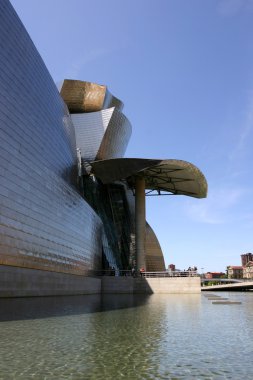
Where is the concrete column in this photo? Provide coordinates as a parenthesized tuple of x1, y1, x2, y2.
(135, 176, 146, 271)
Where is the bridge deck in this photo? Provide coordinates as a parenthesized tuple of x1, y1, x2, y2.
(202, 281, 253, 291)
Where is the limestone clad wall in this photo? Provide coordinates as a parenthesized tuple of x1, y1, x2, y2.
(102, 277, 201, 294)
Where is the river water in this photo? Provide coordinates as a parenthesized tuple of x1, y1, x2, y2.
(0, 292, 252, 379)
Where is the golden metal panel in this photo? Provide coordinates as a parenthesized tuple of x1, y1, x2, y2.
(60, 80, 106, 113)
(145, 223, 165, 271)
(60, 80, 124, 113)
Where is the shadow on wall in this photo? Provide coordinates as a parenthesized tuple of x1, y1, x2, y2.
(101, 276, 154, 295)
(0, 294, 151, 322)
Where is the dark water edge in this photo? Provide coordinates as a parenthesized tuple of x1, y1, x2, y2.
(0, 294, 150, 322)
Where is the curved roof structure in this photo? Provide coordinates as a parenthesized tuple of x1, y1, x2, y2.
(91, 158, 207, 198)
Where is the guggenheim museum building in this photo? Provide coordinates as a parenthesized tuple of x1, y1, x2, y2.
(0, 0, 207, 297)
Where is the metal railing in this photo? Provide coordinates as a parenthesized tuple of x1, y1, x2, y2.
(94, 270, 199, 277)
(142, 271, 198, 278)
(94, 269, 132, 277)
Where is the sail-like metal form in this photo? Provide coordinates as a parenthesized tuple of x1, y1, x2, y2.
(71, 108, 132, 161)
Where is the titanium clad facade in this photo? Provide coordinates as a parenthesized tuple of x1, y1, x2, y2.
(71, 108, 114, 161)
(96, 108, 132, 160)
(62, 79, 168, 272)
(0, 1, 169, 291)
(71, 107, 132, 161)
(60, 80, 106, 113)
(0, 1, 102, 275)
(145, 223, 166, 271)
(60, 79, 124, 113)
(103, 89, 124, 112)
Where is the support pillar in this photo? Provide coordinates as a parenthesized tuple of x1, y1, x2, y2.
(135, 176, 146, 271)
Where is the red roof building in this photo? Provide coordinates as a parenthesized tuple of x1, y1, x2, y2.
(227, 266, 243, 279)
(204, 272, 225, 279)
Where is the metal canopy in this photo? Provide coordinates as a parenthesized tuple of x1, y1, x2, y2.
(90, 158, 207, 199)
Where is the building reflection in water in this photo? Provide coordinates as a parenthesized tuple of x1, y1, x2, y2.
(0, 294, 151, 322)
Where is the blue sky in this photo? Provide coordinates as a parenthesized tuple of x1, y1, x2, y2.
(10, 0, 253, 272)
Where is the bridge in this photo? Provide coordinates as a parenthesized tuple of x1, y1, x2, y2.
(201, 278, 242, 284)
(98, 271, 253, 291)
(201, 281, 253, 291)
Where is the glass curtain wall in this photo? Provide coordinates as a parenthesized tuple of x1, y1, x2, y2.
(80, 176, 135, 272)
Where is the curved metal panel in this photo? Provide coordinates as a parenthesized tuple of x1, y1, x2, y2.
(96, 108, 132, 160)
(71, 108, 132, 161)
(0, 0, 208, 283)
(103, 89, 124, 112)
(145, 223, 165, 271)
(60, 79, 124, 113)
(0, 2, 103, 275)
(71, 108, 114, 161)
(60, 80, 106, 113)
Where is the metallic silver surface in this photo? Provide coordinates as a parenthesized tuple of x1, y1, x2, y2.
(103, 89, 124, 112)
(71, 108, 132, 161)
(0, 1, 207, 284)
(0, 1, 102, 275)
(96, 108, 132, 160)
(71, 108, 114, 161)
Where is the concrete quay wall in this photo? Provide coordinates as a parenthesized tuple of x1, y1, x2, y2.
(0, 266, 101, 297)
(102, 276, 201, 294)
(0, 266, 200, 297)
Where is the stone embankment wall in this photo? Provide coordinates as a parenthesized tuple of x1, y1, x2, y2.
(0, 266, 101, 297)
(0, 267, 200, 297)
(102, 276, 201, 294)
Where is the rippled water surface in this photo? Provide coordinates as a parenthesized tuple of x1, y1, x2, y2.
(0, 292, 252, 379)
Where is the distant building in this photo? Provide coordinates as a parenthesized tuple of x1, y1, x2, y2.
(204, 272, 225, 279)
(241, 253, 253, 267)
(168, 264, 176, 272)
(227, 266, 243, 279)
(243, 262, 253, 279)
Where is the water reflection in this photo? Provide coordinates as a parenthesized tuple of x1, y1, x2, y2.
(0, 293, 252, 379)
(0, 294, 150, 321)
